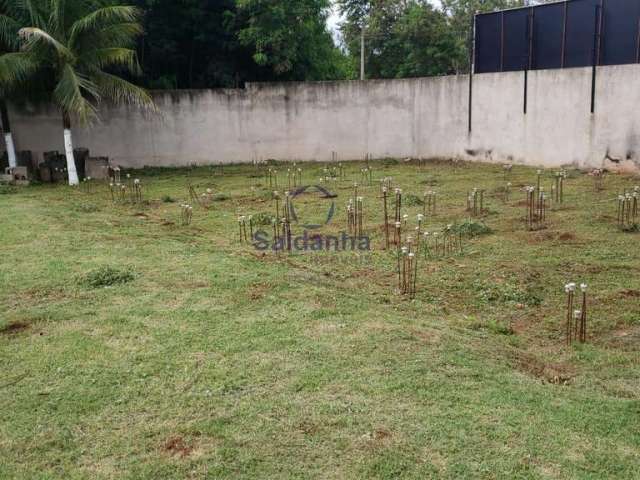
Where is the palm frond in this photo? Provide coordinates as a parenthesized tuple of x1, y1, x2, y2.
(16, 0, 44, 26)
(0, 13, 20, 49)
(69, 6, 140, 47)
(84, 47, 141, 75)
(53, 64, 98, 124)
(0, 51, 35, 92)
(93, 71, 155, 111)
(19, 27, 74, 60)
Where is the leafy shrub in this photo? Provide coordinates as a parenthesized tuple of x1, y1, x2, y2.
(161, 195, 176, 203)
(452, 219, 492, 237)
(81, 266, 136, 288)
(0, 185, 18, 195)
(403, 193, 424, 206)
(213, 193, 230, 202)
(472, 280, 542, 307)
(470, 318, 514, 335)
(252, 212, 275, 226)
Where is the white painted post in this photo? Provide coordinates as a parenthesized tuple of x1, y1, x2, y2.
(63, 128, 80, 186)
(4, 132, 17, 168)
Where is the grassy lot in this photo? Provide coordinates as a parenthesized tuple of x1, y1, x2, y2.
(1, 159, 639, 479)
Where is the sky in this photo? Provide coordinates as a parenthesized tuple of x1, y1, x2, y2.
(327, 3, 344, 43)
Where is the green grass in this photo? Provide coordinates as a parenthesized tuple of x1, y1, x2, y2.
(1, 160, 639, 479)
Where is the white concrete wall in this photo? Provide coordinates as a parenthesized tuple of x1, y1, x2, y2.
(7, 64, 640, 171)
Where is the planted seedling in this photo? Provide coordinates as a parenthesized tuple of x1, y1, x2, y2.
(466, 188, 486, 217)
(133, 179, 143, 204)
(504, 182, 512, 202)
(564, 282, 588, 345)
(553, 171, 566, 203)
(524, 186, 547, 231)
(380, 177, 393, 194)
(273, 191, 281, 222)
(423, 191, 437, 216)
(181, 204, 193, 226)
(394, 188, 402, 223)
(503, 163, 513, 180)
(238, 216, 248, 243)
(617, 190, 639, 231)
(283, 192, 293, 251)
(591, 169, 605, 191)
(382, 187, 390, 249)
(394, 221, 402, 247)
(360, 167, 373, 186)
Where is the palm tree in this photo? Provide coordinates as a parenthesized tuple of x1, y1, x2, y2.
(0, 0, 35, 169)
(13, 0, 154, 185)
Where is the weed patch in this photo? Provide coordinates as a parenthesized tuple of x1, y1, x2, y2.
(80, 266, 136, 288)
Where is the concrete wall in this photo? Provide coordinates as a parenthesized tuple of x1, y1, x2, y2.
(7, 64, 640, 171)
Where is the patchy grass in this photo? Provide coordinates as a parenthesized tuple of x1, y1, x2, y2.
(1, 159, 639, 479)
(80, 266, 136, 288)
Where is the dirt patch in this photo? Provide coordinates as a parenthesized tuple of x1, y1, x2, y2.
(620, 289, 640, 298)
(297, 421, 318, 435)
(558, 232, 577, 242)
(248, 283, 269, 300)
(409, 328, 438, 345)
(528, 231, 557, 243)
(373, 428, 392, 441)
(527, 231, 578, 244)
(512, 351, 575, 385)
(162, 436, 193, 458)
(0, 322, 30, 336)
(605, 327, 640, 350)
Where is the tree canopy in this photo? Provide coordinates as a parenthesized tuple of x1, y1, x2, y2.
(135, 0, 348, 89)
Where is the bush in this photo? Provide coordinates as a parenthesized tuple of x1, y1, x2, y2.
(403, 193, 424, 206)
(452, 219, 492, 237)
(161, 195, 176, 203)
(252, 212, 276, 226)
(0, 185, 17, 195)
(472, 280, 542, 307)
(81, 266, 136, 288)
(213, 193, 230, 202)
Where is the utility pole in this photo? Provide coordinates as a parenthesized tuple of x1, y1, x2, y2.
(360, 27, 365, 80)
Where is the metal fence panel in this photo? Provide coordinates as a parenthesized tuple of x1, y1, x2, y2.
(558, 0, 599, 68)
(601, 0, 640, 65)
(475, 13, 502, 73)
(532, 3, 565, 70)
(503, 9, 530, 71)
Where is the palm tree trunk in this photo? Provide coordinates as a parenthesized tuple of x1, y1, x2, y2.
(62, 112, 80, 186)
(1, 101, 17, 169)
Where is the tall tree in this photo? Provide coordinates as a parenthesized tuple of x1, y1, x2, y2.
(10, 0, 153, 185)
(134, 0, 251, 89)
(337, 0, 462, 79)
(135, 0, 348, 88)
(441, 0, 526, 72)
(0, 0, 35, 168)
(235, 0, 346, 81)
